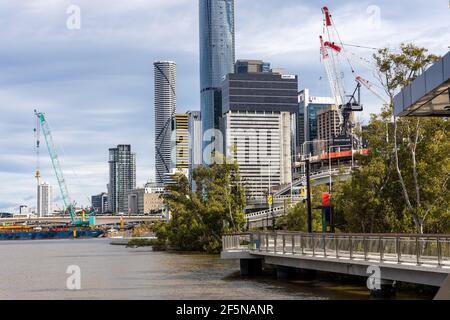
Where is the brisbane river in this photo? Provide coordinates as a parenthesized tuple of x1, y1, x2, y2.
(0, 238, 433, 300)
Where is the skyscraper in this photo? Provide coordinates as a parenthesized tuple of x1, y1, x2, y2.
(187, 111, 202, 183)
(199, 0, 235, 159)
(37, 183, 52, 217)
(154, 61, 176, 184)
(171, 114, 189, 170)
(222, 67, 298, 199)
(108, 145, 136, 213)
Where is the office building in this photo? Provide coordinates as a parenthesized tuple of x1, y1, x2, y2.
(171, 114, 189, 170)
(91, 192, 108, 214)
(234, 59, 271, 74)
(19, 205, 29, 214)
(125, 183, 164, 215)
(222, 69, 298, 199)
(154, 61, 177, 184)
(298, 89, 336, 155)
(199, 0, 235, 159)
(37, 183, 52, 217)
(108, 145, 136, 213)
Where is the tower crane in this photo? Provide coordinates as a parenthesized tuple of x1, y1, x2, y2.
(34, 110, 94, 226)
(320, 6, 363, 138)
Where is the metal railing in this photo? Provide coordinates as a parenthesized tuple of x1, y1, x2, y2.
(222, 232, 450, 268)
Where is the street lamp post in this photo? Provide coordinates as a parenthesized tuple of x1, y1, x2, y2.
(301, 139, 330, 233)
(305, 158, 312, 233)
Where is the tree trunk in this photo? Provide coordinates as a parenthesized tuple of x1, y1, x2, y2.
(393, 116, 414, 211)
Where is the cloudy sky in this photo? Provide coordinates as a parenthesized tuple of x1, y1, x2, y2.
(0, 0, 449, 212)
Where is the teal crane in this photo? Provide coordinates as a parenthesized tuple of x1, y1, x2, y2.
(34, 110, 94, 226)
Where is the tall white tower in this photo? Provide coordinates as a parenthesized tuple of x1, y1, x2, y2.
(37, 183, 53, 217)
(154, 61, 176, 184)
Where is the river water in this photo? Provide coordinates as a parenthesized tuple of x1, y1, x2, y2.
(0, 238, 433, 300)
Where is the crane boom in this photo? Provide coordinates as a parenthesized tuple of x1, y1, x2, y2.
(34, 110, 90, 226)
(355, 75, 389, 105)
(320, 6, 363, 137)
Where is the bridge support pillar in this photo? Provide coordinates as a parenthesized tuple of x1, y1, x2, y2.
(240, 259, 262, 276)
(276, 266, 296, 280)
(369, 279, 396, 298)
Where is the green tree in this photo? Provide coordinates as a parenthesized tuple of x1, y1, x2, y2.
(334, 43, 450, 233)
(155, 161, 246, 253)
(277, 184, 328, 232)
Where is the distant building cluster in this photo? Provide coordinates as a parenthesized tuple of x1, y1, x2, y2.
(87, 0, 360, 215)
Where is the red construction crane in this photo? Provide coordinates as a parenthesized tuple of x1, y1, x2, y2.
(320, 6, 363, 138)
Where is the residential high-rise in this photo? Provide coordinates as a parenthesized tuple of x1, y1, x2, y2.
(199, 0, 235, 160)
(317, 107, 340, 148)
(108, 145, 136, 213)
(91, 192, 108, 214)
(154, 61, 176, 184)
(37, 183, 52, 217)
(222, 69, 298, 199)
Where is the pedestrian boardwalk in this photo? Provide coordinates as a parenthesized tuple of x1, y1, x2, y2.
(222, 232, 450, 287)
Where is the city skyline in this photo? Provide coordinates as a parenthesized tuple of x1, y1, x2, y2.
(1, 0, 449, 212)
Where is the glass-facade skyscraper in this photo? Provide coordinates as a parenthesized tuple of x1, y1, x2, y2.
(298, 89, 336, 155)
(199, 0, 235, 160)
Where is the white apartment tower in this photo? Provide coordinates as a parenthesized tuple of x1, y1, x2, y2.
(37, 183, 52, 217)
(154, 61, 176, 185)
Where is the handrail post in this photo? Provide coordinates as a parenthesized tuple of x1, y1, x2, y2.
(266, 233, 269, 252)
(323, 234, 327, 258)
(335, 235, 339, 259)
(258, 232, 261, 252)
(349, 236, 353, 260)
(363, 236, 367, 261)
(312, 234, 316, 257)
(437, 237, 442, 267)
(300, 234, 304, 255)
(292, 235, 295, 255)
(415, 236, 420, 265)
(396, 236, 401, 264)
(282, 234, 286, 254)
(274, 233, 277, 254)
(379, 236, 384, 262)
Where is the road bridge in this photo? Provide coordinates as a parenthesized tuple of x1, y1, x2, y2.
(244, 168, 352, 227)
(0, 215, 165, 226)
(222, 231, 450, 294)
(274, 168, 351, 197)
